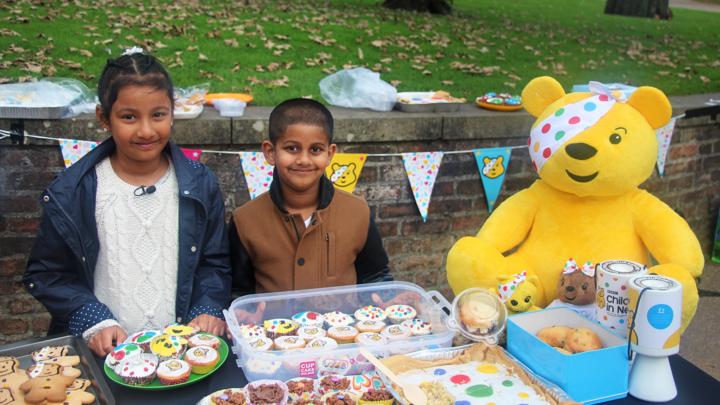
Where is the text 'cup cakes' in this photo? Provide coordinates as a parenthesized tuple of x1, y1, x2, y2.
(150, 334, 187, 362)
(354, 306, 387, 323)
(185, 346, 220, 374)
(263, 318, 299, 339)
(384, 304, 417, 324)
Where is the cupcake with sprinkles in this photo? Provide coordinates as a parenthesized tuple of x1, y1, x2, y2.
(125, 329, 161, 351)
(116, 353, 158, 386)
(354, 306, 387, 323)
(238, 323, 266, 340)
(327, 325, 359, 344)
(263, 318, 299, 339)
(292, 311, 325, 327)
(156, 358, 191, 385)
(355, 320, 385, 334)
(105, 343, 142, 370)
(384, 304, 417, 324)
(298, 325, 327, 341)
(323, 311, 355, 328)
(381, 324, 411, 341)
(164, 324, 198, 340)
(401, 319, 432, 336)
(189, 333, 221, 349)
(149, 334, 187, 362)
(246, 336, 274, 352)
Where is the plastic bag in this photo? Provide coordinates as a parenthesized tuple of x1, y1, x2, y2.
(319, 67, 397, 112)
(0, 78, 95, 118)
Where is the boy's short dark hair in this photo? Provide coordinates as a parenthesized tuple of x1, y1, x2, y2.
(268, 98, 333, 143)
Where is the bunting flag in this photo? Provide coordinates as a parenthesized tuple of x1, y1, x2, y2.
(402, 151, 443, 222)
(473, 147, 512, 212)
(239, 151, 274, 199)
(325, 153, 367, 193)
(655, 117, 677, 177)
(59, 139, 99, 168)
(181, 148, 202, 161)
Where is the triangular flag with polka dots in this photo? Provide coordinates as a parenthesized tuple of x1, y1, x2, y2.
(239, 152, 274, 199)
(473, 147, 512, 213)
(325, 153, 367, 193)
(402, 152, 443, 222)
(656, 117, 676, 177)
(59, 139, 99, 168)
(180, 148, 202, 162)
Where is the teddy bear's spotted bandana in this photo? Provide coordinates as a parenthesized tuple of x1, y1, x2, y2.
(529, 82, 626, 173)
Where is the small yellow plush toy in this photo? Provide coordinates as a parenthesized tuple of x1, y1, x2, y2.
(497, 271, 542, 315)
(447, 77, 704, 332)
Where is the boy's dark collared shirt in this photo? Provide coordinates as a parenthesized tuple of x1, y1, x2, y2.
(229, 170, 391, 296)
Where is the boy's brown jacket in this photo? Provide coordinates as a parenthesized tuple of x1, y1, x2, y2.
(229, 171, 391, 295)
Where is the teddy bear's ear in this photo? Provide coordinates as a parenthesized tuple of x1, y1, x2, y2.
(626, 86, 672, 129)
(521, 76, 566, 118)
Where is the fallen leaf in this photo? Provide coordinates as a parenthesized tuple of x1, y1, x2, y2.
(198, 53, 208, 61)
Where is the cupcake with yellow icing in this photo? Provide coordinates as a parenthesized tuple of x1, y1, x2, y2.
(149, 334, 188, 362)
(263, 318, 299, 339)
(164, 324, 198, 340)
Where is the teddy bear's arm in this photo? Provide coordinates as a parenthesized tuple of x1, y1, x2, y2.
(632, 191, 704, 277)
(477, 189, 540, 252)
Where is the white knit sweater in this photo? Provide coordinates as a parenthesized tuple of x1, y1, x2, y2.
(89, 157, 179, 337)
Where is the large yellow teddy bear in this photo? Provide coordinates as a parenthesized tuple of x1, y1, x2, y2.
(447, 77, 704, 332)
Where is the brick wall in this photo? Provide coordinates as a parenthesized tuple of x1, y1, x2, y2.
(1, 115, 718, 344)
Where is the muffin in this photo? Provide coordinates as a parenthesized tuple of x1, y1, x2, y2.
(401, 319, 432, 336)
(319, 375, 351, 394)
(323, 311, 355, 328)
(274, 335, 306, 351)
(322, 391, 358, 405)
(354, 306, 387, 323)
(292, 311, 325, 327)
(327, 326, 359, 344)
(149, 334, 187, 362)
(359, 388, 394, 405)
(156, 359, 191, 385)
(305, 337, 339, 351)
(384, 304, 417, 324)
(354, 332, 387, 347)
(116, 353, 158, 386)
(285, 377, 317, 402)
(246, 380, 289, 405)
(185, 346, 220, 374)
(246, 336, 274, 352)
(238, 323, 266, 340)
(105, 343, 142, 370)
(298, 325, 327, 341)
(355, 320, 385, 334)
(124, 329, 161, 351)
(210, 388, 247, 405)
(263, 318, 299, 339)
(189, 333, 221, 349)
(163, 324, 198, 340)
(381, 324, 411, 341)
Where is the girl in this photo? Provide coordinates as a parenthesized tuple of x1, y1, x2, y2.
(24, 50, 231, 356)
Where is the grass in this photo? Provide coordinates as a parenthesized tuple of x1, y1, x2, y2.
(1, 0, 719, 106)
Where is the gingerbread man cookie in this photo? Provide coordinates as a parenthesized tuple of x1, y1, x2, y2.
(0, 387, 24, 405)
(0, 357, 29, 403)
(46, 378, 96, 405)
(20, 374, 75, 403)
(27, 363, 81, 379)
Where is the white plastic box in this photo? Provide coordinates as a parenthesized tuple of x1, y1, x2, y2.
(224, 281, 454, 381)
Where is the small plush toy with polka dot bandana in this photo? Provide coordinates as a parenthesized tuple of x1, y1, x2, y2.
(447, 76, 703, 333)
(497, 271, 542, 314)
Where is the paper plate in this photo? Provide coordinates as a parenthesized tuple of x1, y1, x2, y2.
(205, 93, 253, 105)
(475, 97, 523, 111)
(104, 336, 228, 390)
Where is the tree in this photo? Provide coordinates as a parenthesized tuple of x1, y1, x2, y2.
(605, 0, 672, 19)
(382, 0, 453, 15)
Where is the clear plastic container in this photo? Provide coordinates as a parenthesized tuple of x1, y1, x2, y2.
(224, 281, 455, 381)
(213, 98, 246, 117)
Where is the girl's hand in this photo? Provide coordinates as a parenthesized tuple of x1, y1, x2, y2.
(234, 302, 266, 325)
(89, 326, 128, 357)
(188, 314, 226, 336)
(371, 291, 422, 308)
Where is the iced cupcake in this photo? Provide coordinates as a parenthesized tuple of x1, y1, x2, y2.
(354, 332, 387, 347)
(105, 343, 142, 370)
(263, 318, 299, 339)
(163, 324, 198, 340)
(149, 334, 187, 362)
(292, 311, 325, 327)
(185, 346, 220, 374)
(274, 335, 306, 351)
(323, 311, 355, 328)
(124, 329, 161, 351)
(381, 324, 411, 341)
(238, 323, 266, 340)
(355, 320, 385, 334)
(156, 358, 191, 385)
(116, 353, 158, 386)
(401, 319, 432, 336)
(189, 333, 221, 349)
(384, 305, 417, 324)
(246, 336, 274, 352)
(298, 325, 327, 341)
(354, 306, 386, 323)
(305, 337, 339, 351)
(327, 326, 359, 344)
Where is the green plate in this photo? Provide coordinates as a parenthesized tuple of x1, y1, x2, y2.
(104, 335, 229, 390)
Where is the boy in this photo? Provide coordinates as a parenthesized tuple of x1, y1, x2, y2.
(229, 98, 392, 298)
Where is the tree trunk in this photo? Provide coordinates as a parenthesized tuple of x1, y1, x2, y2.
(605, 0, 672, 19)
(382, 0, 453, 15)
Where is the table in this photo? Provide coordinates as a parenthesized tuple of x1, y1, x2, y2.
(97, 340, 720, 405)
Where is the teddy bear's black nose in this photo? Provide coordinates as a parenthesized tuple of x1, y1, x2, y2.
(566, 286, 575, 292)
(510, 299, 518, 306)
(565, 143, 597, 160)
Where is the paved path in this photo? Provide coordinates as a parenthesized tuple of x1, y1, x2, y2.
(680, 262, 720, 380)
(670, 0, 720, 12)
